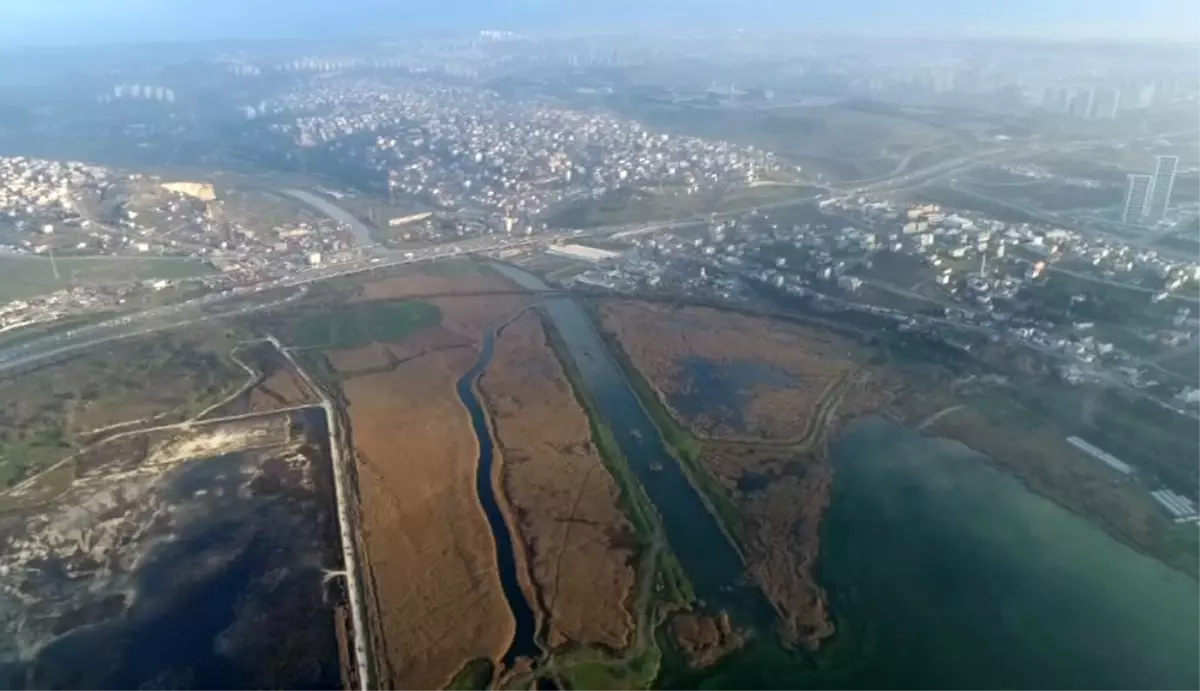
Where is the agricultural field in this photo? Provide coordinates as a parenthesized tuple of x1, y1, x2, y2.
(283, 300, 441, 349)
(336, 332, 515, 689)
(282, 268, 537, 689)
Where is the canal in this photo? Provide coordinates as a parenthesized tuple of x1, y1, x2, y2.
(489, 263, 767, 616)
(487, 262, 1199, 690)
(455, 322, 540, 666)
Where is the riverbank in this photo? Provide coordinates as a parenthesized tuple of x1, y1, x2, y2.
(479, 310, 638, 652)
(542, 307, 695, 612)
(458, 311, 543, 670)
(315, 290, 525, 689)
(817, 418, 1199, 689)
(584, 300, 745, 551)
(525, 304, 695, 690)
(588, 299, 897, 651)
(659, 414, 1200, 690)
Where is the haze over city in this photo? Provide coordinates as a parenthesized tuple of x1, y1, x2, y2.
(3, 0, 1200, 45)
(0, 3, 1196, 691)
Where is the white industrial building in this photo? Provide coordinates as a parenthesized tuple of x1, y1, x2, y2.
(1066, 436, 1133, 475)
(546, 243, 621, 264)
(1150, 489, 1200, 523)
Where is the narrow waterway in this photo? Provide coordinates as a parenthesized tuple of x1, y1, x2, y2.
(489, 263, 768, 617)
(454, 325, 540, 666)
(280, 189, 374, 247)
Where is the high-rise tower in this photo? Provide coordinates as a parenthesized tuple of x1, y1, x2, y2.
(1122, 174, 1153, 224)
(1144, 155, 1179, 224)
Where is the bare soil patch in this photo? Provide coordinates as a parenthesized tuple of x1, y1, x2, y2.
(479, 311, 636, 652)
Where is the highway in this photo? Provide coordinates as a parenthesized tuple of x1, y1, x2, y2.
(846, 127, 1200, 199)
(0, 286, 310, 374)
(0, 231, 546, 374)
(6, 127, 1168, 377)
(1, 131, 1191, 379)
(0, 136, 1108, 374)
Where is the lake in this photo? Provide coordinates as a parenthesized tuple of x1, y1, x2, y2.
(671, 417, 1200, 690)
(489, 264, 1198, 689)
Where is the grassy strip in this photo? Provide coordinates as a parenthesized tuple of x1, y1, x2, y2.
(591, 415, 696, 610)
(0, 254, 213, 302)
(581, 301, 746, 548)
(540, 307, 694, 610)
(445, 658, 494, 690)
(537, 308, 695, 690)
(286, 300, 441, 349)
(0, 327, 251, 491)
(553, 644, 662, 691)
(0, 434, 72, 489)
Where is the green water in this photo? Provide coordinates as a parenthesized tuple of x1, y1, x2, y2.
(673, 417, 1199, 690)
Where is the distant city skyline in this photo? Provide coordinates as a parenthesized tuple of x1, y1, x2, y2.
(2, 0, 1199, 47)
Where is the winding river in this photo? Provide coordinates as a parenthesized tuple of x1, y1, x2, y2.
(455, 325, 540, 666)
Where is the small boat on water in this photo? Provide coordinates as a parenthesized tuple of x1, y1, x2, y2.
(649, 462, 663, 472)
(631, 429, 644, 440)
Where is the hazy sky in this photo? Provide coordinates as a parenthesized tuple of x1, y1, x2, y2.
(2, 0, 1198, 46)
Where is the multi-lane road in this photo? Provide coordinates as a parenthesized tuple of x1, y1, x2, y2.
(0, 224, 545, 374)
(2, 125, 1192, 376)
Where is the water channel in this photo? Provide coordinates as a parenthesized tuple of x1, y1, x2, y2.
(455, 324, 540, 666)
(478, 263, 1198, 688)
(452, 263, 776, 671)
(489, 264, 767, 615)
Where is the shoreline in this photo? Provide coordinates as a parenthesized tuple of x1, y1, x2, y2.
(584, 299, 748, 560)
